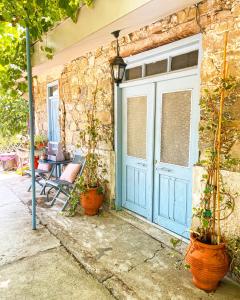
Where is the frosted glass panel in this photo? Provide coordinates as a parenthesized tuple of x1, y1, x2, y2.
(171, 51, 198, 71)
(127, 96, 147, 159)
(146, 59, 167, 76)
(125, 66, 142, 80)
(161, 91, 191, 166)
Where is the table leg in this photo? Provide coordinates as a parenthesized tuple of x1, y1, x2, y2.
(59, 164, 62, 177)
(49, 165, 55, 179)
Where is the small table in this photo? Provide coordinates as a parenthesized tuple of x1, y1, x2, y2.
(39, 159, 72, 179)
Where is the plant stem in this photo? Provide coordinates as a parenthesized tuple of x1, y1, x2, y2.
(216, 31, 228, 244)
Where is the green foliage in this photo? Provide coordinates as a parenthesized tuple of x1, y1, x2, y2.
(170, 238, 182, 250)
(68, 84, 111, 216)
(0, 23, 26, 97)
(199, 76, 240, 171)
(0, 134, 21, 149)
(34, 134, 48, 148)
(193, 74, 240, 244)
(34, 134, 48, 144)
(0, 0, 94, 137)
(0, 95, 28, 136)
(227, 236, 240, 281)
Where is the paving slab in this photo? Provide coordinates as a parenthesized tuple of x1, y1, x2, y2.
(7, 174, 240, 300)
(104, 247, 240, 300)
(0, 173, 114, 300)
(0, 246, 114, 300)
(0, 183, 60, 266)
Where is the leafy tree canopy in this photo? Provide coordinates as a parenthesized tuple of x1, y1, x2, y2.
(0, 0, 94, 136)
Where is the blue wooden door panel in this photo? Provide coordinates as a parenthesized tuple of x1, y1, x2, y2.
(122, 84, 154, 220)
(48, 96, 60, 142)
(153, 75, 199, 239)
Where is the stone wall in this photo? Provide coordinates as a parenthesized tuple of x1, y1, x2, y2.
(33, 0, 240, 205)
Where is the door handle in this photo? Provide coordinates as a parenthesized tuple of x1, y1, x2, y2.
(157, 167, 172, 172)
(137, 162, 146, 167)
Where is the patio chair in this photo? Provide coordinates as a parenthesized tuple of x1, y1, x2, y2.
(44, 151, 86, 211)
(26, 162, 52, 194)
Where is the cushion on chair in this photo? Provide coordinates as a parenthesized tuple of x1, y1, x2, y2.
(60, 163, 81, 183)
(38, 162, 51, 172)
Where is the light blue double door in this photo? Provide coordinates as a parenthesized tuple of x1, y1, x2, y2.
(122, 75, 199, 238)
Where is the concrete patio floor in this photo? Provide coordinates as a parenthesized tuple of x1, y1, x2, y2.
(2, 172, 240, 300)
(0, 172, 113, 300)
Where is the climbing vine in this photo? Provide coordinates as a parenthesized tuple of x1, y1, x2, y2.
(193, 33, 240, 245)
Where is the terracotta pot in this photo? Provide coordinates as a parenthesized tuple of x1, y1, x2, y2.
(80, 188, 104, 216)
(34, 156, 39, 169)
(186, 234, 229, 292)
(36, 142, 45, 150)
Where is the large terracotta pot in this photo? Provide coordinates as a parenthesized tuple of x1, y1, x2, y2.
(80, 188, 104, 216)
(186, 234, 229, 292)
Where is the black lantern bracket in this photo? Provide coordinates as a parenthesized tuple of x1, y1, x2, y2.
(111, 30, 127, 85)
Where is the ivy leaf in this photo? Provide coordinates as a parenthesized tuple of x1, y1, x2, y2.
(202, 218, 209, 228)
(203, 209, 212, 218)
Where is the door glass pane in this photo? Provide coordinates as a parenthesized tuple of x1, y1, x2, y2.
(49, 85, 58, 97)
(161, 91, 191, 166)
(171, 50, 198, 71)
(127, 96, 147, 159)
(146, 59, 168, 76)
(125, 66, 142, 81)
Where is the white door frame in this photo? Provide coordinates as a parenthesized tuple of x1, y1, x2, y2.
(114, 35, 202, 225)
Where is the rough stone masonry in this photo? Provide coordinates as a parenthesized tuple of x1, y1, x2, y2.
(33, 0, 240, 234)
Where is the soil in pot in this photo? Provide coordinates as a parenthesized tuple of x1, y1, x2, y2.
(186, 234, 229, 292)
(80, 188, 104, 216)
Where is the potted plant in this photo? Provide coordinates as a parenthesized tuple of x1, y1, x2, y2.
(34, 134, 48, 150)
(69, 84, 111, 216)
(186, 32, 240, 292)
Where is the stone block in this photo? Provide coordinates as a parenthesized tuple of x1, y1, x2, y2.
(96, 111, 112, 125)
(70, 122, 77, 131)
(177, 10, 187, 23)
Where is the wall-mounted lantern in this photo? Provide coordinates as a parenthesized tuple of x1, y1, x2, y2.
(111, 30, 127, 85)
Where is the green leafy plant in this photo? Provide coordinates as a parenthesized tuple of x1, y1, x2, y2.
(0, 134, 27, 152)
(68, 83, 112, 215)
(0, 1, 94, 137)
(34, 134, 48, 147)
(0, 95, 28, 137)
(227, 237, 240, 281)
(193, 33, 240, 245)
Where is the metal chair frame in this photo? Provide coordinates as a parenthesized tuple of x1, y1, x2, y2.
(44, 152, 86, 211)
(26, 168, 51, 195)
